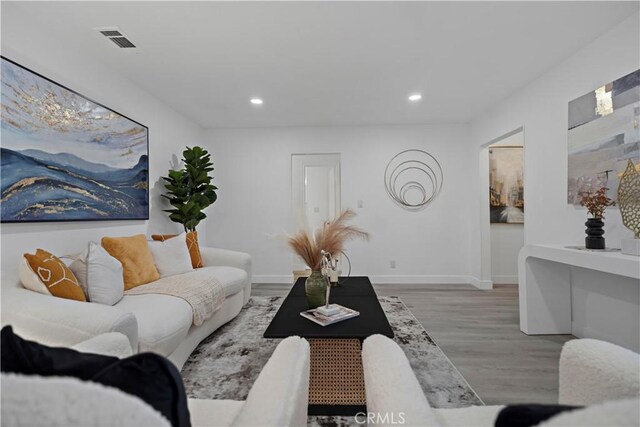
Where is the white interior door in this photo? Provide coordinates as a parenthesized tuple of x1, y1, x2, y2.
(291, 153, 341, 271)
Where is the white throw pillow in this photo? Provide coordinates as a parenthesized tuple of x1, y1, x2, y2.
(18, 256, 52, 295)
(69, 241, 124, 305)
(148, 234, 193, 278)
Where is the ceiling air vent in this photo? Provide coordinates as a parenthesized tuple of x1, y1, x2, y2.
(94, 27, 136, 49)
(109, 37, 136, 48)
(100, 30, 122, 37)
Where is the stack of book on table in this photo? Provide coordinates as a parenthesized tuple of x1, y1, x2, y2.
(300, 304, 360, 326)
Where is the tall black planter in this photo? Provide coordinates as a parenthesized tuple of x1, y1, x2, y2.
(585, 218, 605, 249)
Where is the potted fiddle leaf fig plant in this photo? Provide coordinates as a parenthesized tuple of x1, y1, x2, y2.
(579, 187, 613, 250)
(162, 146, 218, 232)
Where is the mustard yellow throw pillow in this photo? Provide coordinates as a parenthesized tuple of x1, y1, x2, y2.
(23, 249, 86, 302)
(151, 231, 203, 269)
(101, 234, 160, 290)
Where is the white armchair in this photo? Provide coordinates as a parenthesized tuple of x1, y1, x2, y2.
(71, 332, 311, 427)
(70, 331, 134, 358)
(1, 335, 310, 427)
(558, 338, 640, 406)
(190, 336, 310, 427)
(361, 335, 640, 427)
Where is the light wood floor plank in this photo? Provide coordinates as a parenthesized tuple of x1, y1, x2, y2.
(251, 282, 573, 405)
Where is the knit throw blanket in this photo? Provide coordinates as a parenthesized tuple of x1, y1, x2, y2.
(125, 270, 225, 326)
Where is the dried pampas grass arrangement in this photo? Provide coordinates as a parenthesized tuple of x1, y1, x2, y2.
(287, 209, 369, 270)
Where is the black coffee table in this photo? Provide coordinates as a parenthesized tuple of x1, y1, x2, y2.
(264, 276, 393, 416)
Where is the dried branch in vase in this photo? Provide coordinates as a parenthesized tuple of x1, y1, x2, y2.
(287, 209, 369, 270)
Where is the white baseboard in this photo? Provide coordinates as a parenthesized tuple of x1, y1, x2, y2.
(491, 275, 518, 285)
(371, 275, 493, 290)
(253, 274, 493, 290)
(469, 277, 494, 290)
(368, 275, 477, 286)
(253, 275, 294, 284)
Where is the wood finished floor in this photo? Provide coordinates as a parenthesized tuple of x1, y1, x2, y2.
(251, 282, 574, 406)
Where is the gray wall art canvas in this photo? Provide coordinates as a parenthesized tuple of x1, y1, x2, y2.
(1, 57, 149, 222)
(489, 146, 524, 223)
(567, 69, 640, 205)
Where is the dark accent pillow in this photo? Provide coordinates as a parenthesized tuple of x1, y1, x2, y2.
(91, 353, 190, 427)
(495, 404, 582, 427)
(1, 325, 118, 379)
(1, 326, 190, 427)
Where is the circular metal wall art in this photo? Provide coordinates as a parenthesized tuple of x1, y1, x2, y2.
(384, 149, 443, 211)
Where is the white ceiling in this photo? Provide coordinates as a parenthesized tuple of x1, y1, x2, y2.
(3, 1, 639, 129)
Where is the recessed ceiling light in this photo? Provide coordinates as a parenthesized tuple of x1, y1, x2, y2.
(408, 94, 422, 102)
(250, 98, 263, 105)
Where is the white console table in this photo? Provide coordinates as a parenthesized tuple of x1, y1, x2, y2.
(518, 244, 640, 352)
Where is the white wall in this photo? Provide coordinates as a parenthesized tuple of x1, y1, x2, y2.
(1, 11, 205, 276)
(469, 13, 640, 281)
(204, 124, 485, 286)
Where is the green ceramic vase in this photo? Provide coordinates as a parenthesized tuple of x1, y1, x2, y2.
(305, 270, 327, 309)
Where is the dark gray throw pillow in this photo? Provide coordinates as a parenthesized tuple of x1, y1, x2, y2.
(1, 326, 191, 427)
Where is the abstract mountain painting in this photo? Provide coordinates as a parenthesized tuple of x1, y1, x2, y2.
(1, 57, 149, 222)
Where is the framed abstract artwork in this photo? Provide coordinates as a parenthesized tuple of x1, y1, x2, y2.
(1, 57, 149, 222)
(567, 69, 640, 205)
(489, 146, 524, 224)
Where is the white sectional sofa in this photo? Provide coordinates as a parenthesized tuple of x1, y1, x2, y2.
(1, 246, 252, 369)
(1, 333, 310, 427)
(362, 335, 640, 427)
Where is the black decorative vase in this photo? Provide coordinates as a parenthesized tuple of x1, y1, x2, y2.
(585, 218, 605, 249)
